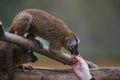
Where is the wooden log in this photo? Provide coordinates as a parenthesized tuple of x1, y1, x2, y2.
(0, 67, 120, 80)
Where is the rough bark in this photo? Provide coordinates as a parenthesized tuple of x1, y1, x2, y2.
(0, 67, 120, 80)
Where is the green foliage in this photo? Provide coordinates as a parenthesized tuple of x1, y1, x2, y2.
(35, 37, 49, 46)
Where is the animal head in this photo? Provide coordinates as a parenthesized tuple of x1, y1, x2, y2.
(23, 49, 38, 62)
(63, 33, 80, 55)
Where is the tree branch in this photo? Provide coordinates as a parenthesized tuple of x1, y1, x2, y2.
(0, 21, 98, 68)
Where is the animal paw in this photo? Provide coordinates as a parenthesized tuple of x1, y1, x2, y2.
(16, 63, 33, 72)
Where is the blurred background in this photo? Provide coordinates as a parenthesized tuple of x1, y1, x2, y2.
(0, 0, 120, 68)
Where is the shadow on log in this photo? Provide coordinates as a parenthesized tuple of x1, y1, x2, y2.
(0, 67, 120, 80)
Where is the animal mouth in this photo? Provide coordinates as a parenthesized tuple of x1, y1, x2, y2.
(71, 48, 79, 55)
